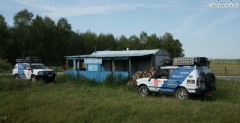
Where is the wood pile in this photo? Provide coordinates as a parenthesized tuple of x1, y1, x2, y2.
(127, 67, 157, 86)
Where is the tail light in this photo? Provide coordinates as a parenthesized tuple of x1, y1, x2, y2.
(187, 80, 195, 84)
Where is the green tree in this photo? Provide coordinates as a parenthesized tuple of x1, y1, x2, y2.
(0, 15, 10, 59)
(139, 31, 147, 44)
(116, 35, 129, 50)
(129, 35, 142, 50)
(80, 30, 97, 54)
(42, 16, 58, 65)
(30, 15, 45, 57)
(57, 18, 71, 33)
(161, 32, 184, 58)
(146, 33, 160, 49)
(97, 33, 116, 51)
(12, 9, 33, 58)
(55, 18, 72, 64)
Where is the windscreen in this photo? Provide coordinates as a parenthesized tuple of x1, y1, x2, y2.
(31, 64, 47, 69)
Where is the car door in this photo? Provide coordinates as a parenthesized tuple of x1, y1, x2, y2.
(148, 69, 168, 92)
(18, 63, 31, 79)
(18, 63, 26, 79)
(159, 69, 180, 93)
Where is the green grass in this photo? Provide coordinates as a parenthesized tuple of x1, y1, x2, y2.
(210, 64, 240, 76)
(0, 75, 240, 123)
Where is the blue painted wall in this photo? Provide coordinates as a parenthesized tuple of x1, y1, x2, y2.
(65, 70, 128, 82)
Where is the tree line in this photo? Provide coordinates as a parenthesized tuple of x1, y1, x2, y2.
(0, 9, 184, 66)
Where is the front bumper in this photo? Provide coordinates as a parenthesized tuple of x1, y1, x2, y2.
(36, 72, 56, 80)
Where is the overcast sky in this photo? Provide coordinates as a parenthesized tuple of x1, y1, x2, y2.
(0, 0, 239, 58)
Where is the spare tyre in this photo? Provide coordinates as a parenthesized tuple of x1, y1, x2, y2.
(205, 73, 216, 89)
(200, 72, 206, 82)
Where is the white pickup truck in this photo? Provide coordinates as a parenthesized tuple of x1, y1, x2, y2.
(12, 57, 56, 82)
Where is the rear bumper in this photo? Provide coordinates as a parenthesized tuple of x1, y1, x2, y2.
(188, 87, 216, 94)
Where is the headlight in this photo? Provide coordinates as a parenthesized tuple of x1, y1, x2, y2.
(38, 71, 44, 75)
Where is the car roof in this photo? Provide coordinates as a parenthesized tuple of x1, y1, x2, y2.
(16, 63, 43, 65)
(161, 65, 197, 69)
(161, 66, 178, 69)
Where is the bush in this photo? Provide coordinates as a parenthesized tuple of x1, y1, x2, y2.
(48, 66, 65, 72)
(104, 73, 128, 85)
(55, 74, 97, 85)
(0, 58, 12, 73)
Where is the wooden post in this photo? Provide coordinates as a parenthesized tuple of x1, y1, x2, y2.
(111, 58, 115, 82)
(225, 66, 227, 75)
(111, 58, 115, 72)
(77, 59, 80, 80)
(129, 57, 131, 76)
(66, 59, 68, 69)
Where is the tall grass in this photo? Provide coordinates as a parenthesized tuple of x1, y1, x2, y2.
(0, 75, 239, 123)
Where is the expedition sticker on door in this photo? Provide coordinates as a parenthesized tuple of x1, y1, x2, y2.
(18, 64, 26, 78)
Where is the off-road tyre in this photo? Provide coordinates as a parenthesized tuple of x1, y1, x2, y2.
(14, 74, 19, 79)
(139, 85, 150, 97)
(31, 75, 37, 82)
(175, 87, 189, 100)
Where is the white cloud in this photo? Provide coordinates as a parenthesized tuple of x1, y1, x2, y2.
(14, 0, 146, 18)
(14, 0, 177, 18)
(147, 1, 179, 9)
(15, 0, 58, 11)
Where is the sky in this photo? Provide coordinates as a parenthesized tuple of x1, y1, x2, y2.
(0, 0, 240, 59)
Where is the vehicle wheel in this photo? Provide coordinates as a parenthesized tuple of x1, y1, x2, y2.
(205, 73, 216, 89)
(15, 74, 19, 79)
(139, 85, 150, 97)
(31, 75, 37, 82)
(175, 88, 189, 100)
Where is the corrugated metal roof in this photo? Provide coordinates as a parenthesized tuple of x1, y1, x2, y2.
(87, 49, 159, 57)
(65, 49, 167, 58)
(92, 49, 159, 55)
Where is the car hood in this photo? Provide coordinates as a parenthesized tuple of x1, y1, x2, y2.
(33, 69, 54, 72)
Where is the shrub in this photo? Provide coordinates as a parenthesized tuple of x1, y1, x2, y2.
(104, 73, 128, 84)
(0, 58, 12, 73)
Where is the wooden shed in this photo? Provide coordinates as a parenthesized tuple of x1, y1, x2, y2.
(65, 49, 170, 82)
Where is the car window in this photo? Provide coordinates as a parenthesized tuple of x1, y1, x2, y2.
(154, 69, 170, 79)
(31, 64, 47, 69)
(198, 66, 211, 74)
(24, 64, 30, 70)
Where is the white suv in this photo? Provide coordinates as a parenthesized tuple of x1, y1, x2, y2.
(137, 57, 216, 99)
(12, 58, 56, 82)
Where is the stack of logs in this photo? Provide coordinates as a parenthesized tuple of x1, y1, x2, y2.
(127, 67, 157, 86)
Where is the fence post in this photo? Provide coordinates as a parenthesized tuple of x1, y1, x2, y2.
(224, 66, 227, 75)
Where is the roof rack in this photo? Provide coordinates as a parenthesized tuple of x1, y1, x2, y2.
(173, 57, 209, 66)
(16, 57, 42, 63)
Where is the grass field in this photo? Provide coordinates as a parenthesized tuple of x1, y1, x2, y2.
(0, 75, 240, 123)
(210, 64, 240, 76)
